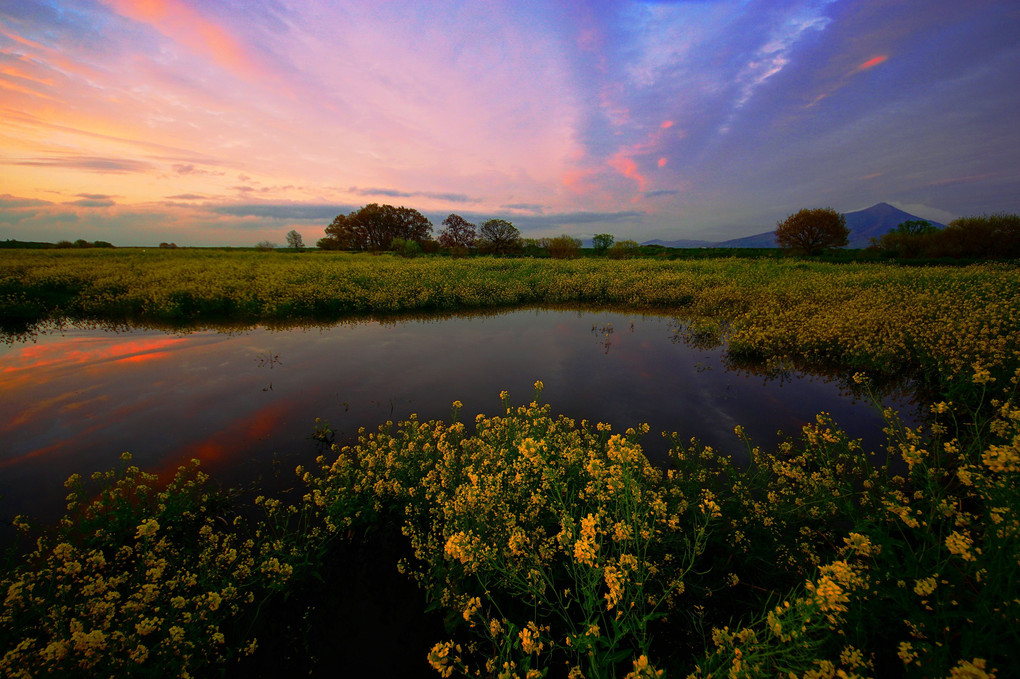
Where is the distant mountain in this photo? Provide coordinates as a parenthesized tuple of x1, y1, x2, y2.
(716, 231, 777, 248)
(644, 203, 946, 249)
(642, 238, 717, 248)
(842, 202, 946, 248)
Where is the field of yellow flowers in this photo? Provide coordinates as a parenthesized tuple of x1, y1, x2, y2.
(2, 249, 1019, 677)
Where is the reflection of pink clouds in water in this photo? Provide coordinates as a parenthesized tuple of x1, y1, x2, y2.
(0, 336, 189, 436)
(3, 336, 188, 375)
(0, 420, 109, 471)
(160, 400, 290, 477)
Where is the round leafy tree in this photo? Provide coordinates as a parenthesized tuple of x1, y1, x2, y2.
(438, 213, 477, 250)
(774, 207, 849, 255)
(477, 219, 522, 255)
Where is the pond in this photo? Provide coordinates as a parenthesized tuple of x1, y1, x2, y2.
(0, 307, 917, 549)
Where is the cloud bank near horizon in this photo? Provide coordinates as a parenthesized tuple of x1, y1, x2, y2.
(1, 0, 1017, 246)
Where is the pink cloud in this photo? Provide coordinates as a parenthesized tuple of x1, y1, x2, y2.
(0, 64, 55, 87)
(608, 153, 647, 192)
(99, 0, 264, 81)
(807, 55, 891, 108)
(853, 55, 888, 73)
(562, 168, 597, 195)
(0, 78, 58, 101)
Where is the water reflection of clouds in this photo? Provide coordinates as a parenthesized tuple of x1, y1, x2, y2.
(155, 400, 292, 480)
(4, 336, 190, 376)
(1, 310, 918, 540)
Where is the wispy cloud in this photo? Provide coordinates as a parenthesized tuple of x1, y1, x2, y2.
(852, 55, 889, 73)
(719, 2, 835, 133)
(172, 164, 225, 177)
(501, 203, 547, 214)
(0, 194, 53, 208)
(644, 190, 679, 199)
(209, 203, 347, 220)
(97, 0, 265, 81)
(7, 156, 154, 173)
(347, 187, 475, 203)
(67, 198, 116, 207)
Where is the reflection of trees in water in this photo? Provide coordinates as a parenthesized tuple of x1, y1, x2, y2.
(2, 307, 522, 344)
(3, 303, 666, 344)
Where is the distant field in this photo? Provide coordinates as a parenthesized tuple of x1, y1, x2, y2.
(2, 248, 1018, 391)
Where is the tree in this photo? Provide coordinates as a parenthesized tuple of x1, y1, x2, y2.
(929, 213, 1020, 259)
(477, 219, 522, 255)
(893, 219, 937, 236)
(320, 203, 433, 251)
(608, 239, 640, 259)
(592, 233, 614, 254)
(548, 235, 581, 259)
(390, 237, 422, 257)
(438, 214, 476, 251)
(522, 238, 550, 257)
(874, 220, 939, 258)
(774, 207, 848, 255)
(255, 240, 276, 251)
(286, 230, 304, 249)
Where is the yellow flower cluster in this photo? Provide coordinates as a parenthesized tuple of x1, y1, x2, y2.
(1, 455, 315, 677)
(304, 391, 698, 677)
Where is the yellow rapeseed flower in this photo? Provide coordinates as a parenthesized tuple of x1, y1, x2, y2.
(947, 658, 996, 679)
(897, 641, 919, 666)
(134, 518, 160, 540)
(518, 622, 544, 655)
(573, 514, 599, 567)
(945, 531, 977, 561)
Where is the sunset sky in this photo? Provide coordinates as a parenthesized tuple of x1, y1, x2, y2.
(1, 0, 1017, 247)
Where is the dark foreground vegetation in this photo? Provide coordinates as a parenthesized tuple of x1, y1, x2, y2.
(1, 251, 1019, 677)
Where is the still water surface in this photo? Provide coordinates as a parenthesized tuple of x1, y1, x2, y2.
(1, 307, 916, 545)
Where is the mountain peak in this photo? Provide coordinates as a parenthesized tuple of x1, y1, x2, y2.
(857, 202, 903, 215)
(645, 203, 946, 249)
(841, 203, 944, 247)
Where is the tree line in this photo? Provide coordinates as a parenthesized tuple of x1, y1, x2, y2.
(773, 207, 1020, 260)
(314, 203, 637, 258)
(870, 213, 1020, 260)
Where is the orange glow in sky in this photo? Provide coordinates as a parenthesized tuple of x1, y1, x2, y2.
(856, 55, 889, 72)
(0, 2, 1013, 244)
(100, 0, 259, 79)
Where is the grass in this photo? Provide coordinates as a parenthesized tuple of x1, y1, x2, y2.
(2, 250, 1018, 677)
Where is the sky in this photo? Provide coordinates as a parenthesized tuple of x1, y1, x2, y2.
(1, 0, 1018, 247)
